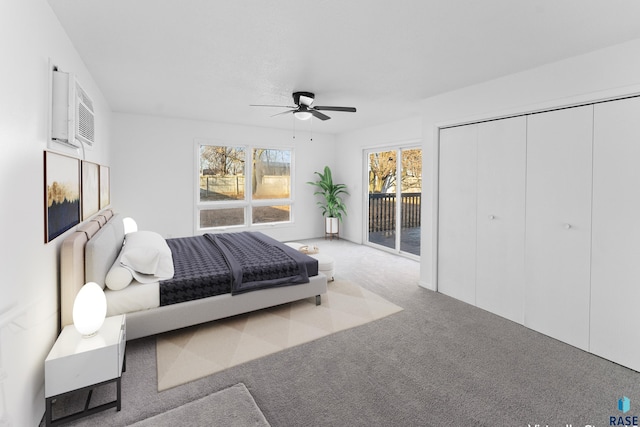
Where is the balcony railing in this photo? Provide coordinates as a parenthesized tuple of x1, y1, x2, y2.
(369, 192, 421, 232)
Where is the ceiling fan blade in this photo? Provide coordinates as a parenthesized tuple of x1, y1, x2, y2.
(310, 109, 331, 121)
(271, 110, 294, 117)
(250, 104, 296, 108)
(313, 106, 357, 113)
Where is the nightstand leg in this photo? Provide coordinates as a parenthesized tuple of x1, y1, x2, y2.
(45, 397, 53, 427)
(116, 377, 121, 411)
(84, 389, 93, 411)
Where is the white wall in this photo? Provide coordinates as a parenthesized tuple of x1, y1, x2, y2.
(420, 37, 640, 290)
(0, 1, 112, 425)
(112, 113, 336, 242)
(335, 116, 423, 244)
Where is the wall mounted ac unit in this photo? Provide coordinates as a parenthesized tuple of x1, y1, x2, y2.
(51, 70, 95, 148)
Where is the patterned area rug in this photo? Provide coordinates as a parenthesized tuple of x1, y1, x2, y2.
(156, 280, 403, 390)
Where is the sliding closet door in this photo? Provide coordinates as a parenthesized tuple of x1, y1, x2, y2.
(437, 125, 477, 305)
(591, 97, 640, 371)
(475, 117, 526, 324)
(525, 106, 593, 351)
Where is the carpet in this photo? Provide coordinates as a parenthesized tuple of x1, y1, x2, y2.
(128, 383, 270, 426)
(156, 280, 403, 390)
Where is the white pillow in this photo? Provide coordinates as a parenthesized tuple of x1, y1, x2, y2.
(104, 246, 134, 291)
(105, 264, 134, 291)
(122, 231, 174, 284)
(120, 247, 160, 275)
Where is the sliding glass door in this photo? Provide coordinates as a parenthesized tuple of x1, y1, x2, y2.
(366, 146, 422, 257)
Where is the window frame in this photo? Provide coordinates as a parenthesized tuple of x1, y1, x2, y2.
(194, 139, 295, 233)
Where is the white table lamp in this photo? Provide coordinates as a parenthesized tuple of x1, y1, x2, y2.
(72, 282, 107, 337)
(122, 217, 138, 234)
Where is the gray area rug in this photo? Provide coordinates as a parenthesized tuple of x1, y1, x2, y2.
(43, 239, 640, 427)
(128, 383, 269, 427)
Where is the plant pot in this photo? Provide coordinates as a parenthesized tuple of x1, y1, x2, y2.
(325, 217, 339, 239)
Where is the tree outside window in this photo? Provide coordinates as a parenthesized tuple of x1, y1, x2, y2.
(368, 149, 422, 193)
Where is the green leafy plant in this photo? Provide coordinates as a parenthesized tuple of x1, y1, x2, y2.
(307, 166, 349, 221)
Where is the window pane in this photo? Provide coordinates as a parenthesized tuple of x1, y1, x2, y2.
(401, 148, 422, 192)
(199, 145, 245, 201)
(252, 205, 291, 224)
(400, 148, 421, 256)
(200, 208, 245, 228)
(252, 148, 291, 200)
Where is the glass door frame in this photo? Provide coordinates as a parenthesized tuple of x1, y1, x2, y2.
(363, 142, 421, 260)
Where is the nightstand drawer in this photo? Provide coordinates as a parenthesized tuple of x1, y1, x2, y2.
(45, 315, 126, 397)
(118, 316, 126, 374)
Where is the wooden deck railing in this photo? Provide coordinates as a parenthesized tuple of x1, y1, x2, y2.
(369, 192, 421, 232)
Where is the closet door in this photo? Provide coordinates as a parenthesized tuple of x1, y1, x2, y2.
(476, 117, 526, 324)
(591, 97, 640, 371)
(438, 125, 477, 305)
(525, 106, 593, 351)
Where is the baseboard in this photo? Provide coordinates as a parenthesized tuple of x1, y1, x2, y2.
(418, 280, 434, 291)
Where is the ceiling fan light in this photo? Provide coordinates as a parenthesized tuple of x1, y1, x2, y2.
(294, 111, 312, 121)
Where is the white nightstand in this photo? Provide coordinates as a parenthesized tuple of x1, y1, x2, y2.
(44, 314, 126, 426)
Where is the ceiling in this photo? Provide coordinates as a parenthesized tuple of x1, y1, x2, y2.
(48, 0, 640, 135)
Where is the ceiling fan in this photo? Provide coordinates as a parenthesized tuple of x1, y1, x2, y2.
(251, 91, 356, 121)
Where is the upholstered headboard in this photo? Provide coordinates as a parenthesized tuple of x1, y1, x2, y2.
(59, 210, 122, 328)
(85, 214, 124, 287)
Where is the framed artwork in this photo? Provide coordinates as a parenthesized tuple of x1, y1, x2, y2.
(100, 165, 110, 209)
(44, 151, 80, 243)
(82, 161, 100, 220)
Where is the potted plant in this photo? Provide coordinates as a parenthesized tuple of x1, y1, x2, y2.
(307, 165, 349, 237)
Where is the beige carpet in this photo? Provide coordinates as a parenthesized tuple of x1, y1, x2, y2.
(156, 280, 403, 390)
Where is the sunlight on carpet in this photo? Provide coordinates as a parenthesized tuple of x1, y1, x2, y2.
(156, 280, 403, 390)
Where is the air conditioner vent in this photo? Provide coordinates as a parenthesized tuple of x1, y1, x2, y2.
(77, 102, 95, 144)
(74, 80, 95, 146)
(75, 82, 94, 112)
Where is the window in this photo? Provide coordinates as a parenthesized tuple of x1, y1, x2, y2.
(196, 141, 292, 231)
(365, 146, 421, 257)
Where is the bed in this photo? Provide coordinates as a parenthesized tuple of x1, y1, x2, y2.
(60, 210, 328, 340)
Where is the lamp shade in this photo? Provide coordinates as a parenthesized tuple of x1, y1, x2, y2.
(123, 217, 138, 234)
(294, 111, 312, 120)
(72, 282, 107, 337)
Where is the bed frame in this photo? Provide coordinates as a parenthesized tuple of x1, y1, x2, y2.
(60, 209, 328, 340)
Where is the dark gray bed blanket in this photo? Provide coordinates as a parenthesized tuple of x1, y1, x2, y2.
(208, 232, 310, 294)
(160, 232, 312, 306)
